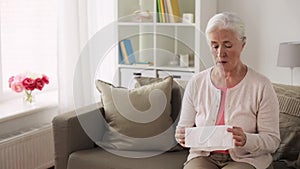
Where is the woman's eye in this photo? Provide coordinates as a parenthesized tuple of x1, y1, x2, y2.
(212, 44, 219, 49)
(224, 43, 232, 48)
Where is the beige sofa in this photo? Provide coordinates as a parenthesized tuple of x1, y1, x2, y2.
(52, 82, 299, 169)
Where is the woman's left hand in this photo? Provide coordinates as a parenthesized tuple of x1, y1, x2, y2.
(227, 126, 247, 147)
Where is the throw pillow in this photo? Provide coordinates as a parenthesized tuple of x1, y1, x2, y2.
(272, 83, 300, 163)
(134, 76, 188, 151)
(135, 76, 188, 122)
(95, 76, 177, 151)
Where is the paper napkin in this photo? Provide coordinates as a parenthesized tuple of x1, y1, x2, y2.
(185, 125, 234, 151)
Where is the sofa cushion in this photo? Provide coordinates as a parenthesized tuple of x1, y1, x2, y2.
(134, 76, 189, 152)
(67, 148, 189, 169)
(135, 77, 188, 122)
(95, 76, 177, 151)
(272, 83, 300, 167)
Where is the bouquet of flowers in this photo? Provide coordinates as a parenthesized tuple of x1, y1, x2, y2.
(8, 73, 49, 104)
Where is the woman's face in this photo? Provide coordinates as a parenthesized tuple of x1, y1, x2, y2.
(208, 28, 245, 72)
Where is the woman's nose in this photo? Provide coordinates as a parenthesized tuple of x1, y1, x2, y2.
(217, 46, 226, 58)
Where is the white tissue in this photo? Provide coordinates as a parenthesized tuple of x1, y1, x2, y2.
(185, 125, 234, 151)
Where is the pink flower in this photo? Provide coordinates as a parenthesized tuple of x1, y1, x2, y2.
(35, 78, 45, 90)
(9, 74, 25, 92)
(42, 75, 49, 84)
(14, 74, 25, 82)
(8, 76, 14, 88)
(10, 81, 24, 92)
(22, 78, 36, 91)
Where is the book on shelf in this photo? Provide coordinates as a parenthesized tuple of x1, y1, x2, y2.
(165, 0, 181, 23)
(157, 0, 166, 23)
(118, 44, 125, 64)
(119, 40, 129, 64)
(157, 0, 162, 22)
(119, 39, 135, 65)
(124, 39, 135, 64)
(163, 0, 169, 23)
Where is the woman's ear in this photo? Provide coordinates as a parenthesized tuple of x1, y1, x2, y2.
(242, 37, 246, 48)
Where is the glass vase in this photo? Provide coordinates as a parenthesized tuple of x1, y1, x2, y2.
(23, 90, 36, 106)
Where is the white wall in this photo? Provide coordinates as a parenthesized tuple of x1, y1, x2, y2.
(218, 0, 300, 85)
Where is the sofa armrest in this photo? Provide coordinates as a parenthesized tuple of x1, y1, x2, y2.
(52, 103, 105, 169)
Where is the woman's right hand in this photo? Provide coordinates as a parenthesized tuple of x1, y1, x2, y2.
(175, 126, 186, 147)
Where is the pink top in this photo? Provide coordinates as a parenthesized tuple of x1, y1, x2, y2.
(215, 87, 227, 125)
(214, 87, 229, 154)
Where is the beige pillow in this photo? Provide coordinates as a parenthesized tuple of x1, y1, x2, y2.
(135, 77, 188, 122)
(134, 77, 188, 151)
(95, 76, 177, 151)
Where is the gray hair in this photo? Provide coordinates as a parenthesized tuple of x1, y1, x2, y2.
(205, 12, 246, 41)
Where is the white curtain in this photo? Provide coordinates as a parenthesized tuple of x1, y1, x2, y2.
(57, 0, 116, 113)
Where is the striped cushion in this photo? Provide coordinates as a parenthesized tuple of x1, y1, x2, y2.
(273, 83, 300, 117)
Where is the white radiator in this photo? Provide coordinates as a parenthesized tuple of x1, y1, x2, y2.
(0, 125, 54, 169)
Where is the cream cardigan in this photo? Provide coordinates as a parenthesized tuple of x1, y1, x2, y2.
(178, 67, 280, 169)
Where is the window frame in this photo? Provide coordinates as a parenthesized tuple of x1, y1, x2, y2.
(0, 0, 58, 103)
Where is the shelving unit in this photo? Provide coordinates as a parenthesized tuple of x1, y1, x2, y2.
(116, 0, 217, 87)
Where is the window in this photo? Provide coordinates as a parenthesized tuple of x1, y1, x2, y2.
(0, 0, 57, 102)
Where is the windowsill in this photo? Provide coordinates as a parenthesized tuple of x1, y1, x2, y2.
(0, 90, 58, 123)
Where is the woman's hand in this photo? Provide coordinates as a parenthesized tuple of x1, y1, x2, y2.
(227, 126, 247, 147)
(175, 126, 186, 147)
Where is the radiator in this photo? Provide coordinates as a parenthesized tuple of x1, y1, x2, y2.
(0, 125, 54, 169)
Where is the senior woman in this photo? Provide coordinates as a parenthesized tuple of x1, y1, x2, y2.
(175, 12, 280, 169)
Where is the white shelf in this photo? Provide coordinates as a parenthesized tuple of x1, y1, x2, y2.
(118, 64, 155, 69)
(155, 23, 196, 27)
(155, 66, 195, 72)
(118, 22, 154, 26)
